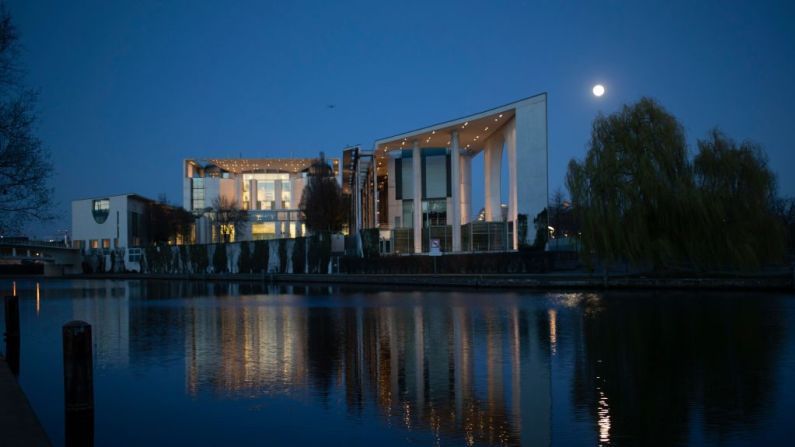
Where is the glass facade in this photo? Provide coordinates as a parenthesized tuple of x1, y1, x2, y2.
(424, 155, 447, 199)
(251, 222, 276, 240)
(422, 199, 447, 226)
(242, 173, 291, 211)
(401, 200, 413, 228)
(191, 178, 205, 211)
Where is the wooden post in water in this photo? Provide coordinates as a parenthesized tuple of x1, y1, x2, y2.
(63, 320, 94, 447)
(3, 295, 20, 376)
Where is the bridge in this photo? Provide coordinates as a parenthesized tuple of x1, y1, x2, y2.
(0, 239, 82, 276)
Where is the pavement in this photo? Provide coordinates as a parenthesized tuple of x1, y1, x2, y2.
(0, 357, 51, 447)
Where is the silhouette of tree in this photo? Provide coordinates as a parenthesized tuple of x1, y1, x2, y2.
(567, 98, 784, 270)
(693, 130, 785, 268)
(147, 197, 195, 244)
(0, 7, 52, 234)
(299, 153, 344, 234)
(211, 196, 247, 242)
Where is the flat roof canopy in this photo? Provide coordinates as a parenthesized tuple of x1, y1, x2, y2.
(373, 93, 546, 162)
(188, 158, 339, 175)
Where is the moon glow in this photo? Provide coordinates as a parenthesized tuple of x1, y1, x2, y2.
(592, 84, 605, 97)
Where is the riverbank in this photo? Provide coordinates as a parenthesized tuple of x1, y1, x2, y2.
(0, 357, 51, 446)
(58, 271, 795, 291)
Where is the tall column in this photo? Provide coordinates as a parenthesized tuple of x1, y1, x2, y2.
(460, 154, 471, 225)
(412, 140, 422, 253)
(450, 131, 461, 252)
(249, 180, 258, 210)
(372, 159, 378, 229)
(274, 180, 283, 210)
(484, 137, 503, 221)
(354, 168, 361, 233)
(505, 120, 518, 249)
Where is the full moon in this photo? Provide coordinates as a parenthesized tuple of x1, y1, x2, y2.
(592, 84, 605, 97)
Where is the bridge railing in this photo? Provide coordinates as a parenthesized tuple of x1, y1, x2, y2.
(0, 239, 71, 249)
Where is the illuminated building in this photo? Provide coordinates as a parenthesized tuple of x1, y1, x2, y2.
(352, 93, 548, 254)
(183, 158, 339, 242)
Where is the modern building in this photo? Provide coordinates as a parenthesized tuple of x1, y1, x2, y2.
(183, 157, 339, 242)
(352, 93, 548, 254)
(71, 193, 167, 270)
(71, 193, 154, 251)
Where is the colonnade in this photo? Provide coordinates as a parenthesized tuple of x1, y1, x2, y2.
(408, 118, 518, 253)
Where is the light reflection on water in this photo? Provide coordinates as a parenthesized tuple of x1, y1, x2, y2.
(1, 279, 794, 446)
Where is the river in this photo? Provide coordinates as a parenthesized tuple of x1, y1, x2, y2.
(2, 279, 794, 446)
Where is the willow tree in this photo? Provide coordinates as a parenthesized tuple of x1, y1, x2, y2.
(693, 130, 784, 268)
(568, 98, 785, 271)
(566, 98, 696, 269)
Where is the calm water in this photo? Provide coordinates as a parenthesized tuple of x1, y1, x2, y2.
(1, 279, 795, 446)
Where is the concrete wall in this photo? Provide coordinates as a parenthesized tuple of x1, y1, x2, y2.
(135, 238, 327, 275)
(514, 93, 548, 222)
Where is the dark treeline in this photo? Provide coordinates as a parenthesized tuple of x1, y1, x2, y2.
(567, 97, 790, 271)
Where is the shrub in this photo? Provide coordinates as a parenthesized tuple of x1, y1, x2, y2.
(360, 228, 380, 258)
(292, 237, 306, 273)
(251, 240, 269, 273)
(278, 238, 288, 273)
(238, 241, 251, 273)
(212, 243, 228, 273)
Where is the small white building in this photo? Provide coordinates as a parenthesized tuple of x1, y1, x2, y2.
(71, 193, 154, 269)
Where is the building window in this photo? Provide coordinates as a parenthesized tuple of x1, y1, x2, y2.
(258, 181, 275, 210)
(423, 199, 447, 226)
(424, 154, 447, 199)
(127, 248, 142, 263)
(92, 199, 110, 224)
(251, 222, 276, 240)
(192, 178, 205, 211)
(281, 181, 292, 208)
(402, 200, 413, 228)
(400, 157, 413, 199)
(90, 240, 99, 249)
(130, 211, 142, 244)
(102, 239, 111, 249)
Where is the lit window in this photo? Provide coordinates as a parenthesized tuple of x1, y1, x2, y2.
(92, 199, 110, 224)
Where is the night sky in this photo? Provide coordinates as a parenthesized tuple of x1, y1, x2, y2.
(7, 0, 795, 238)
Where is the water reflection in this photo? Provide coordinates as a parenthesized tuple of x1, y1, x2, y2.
(2, 280, 792, 446)
(182, 290, 552, 446)
(570, 292, 786, 446)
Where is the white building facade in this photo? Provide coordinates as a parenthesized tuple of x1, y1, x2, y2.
(355, 93, 548, 254)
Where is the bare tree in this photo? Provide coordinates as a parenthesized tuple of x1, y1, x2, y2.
(211, 196, 247, 242)
(0, 6, 52, 234)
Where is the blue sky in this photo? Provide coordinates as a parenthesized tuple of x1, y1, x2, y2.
(7, 0, 795, 237)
